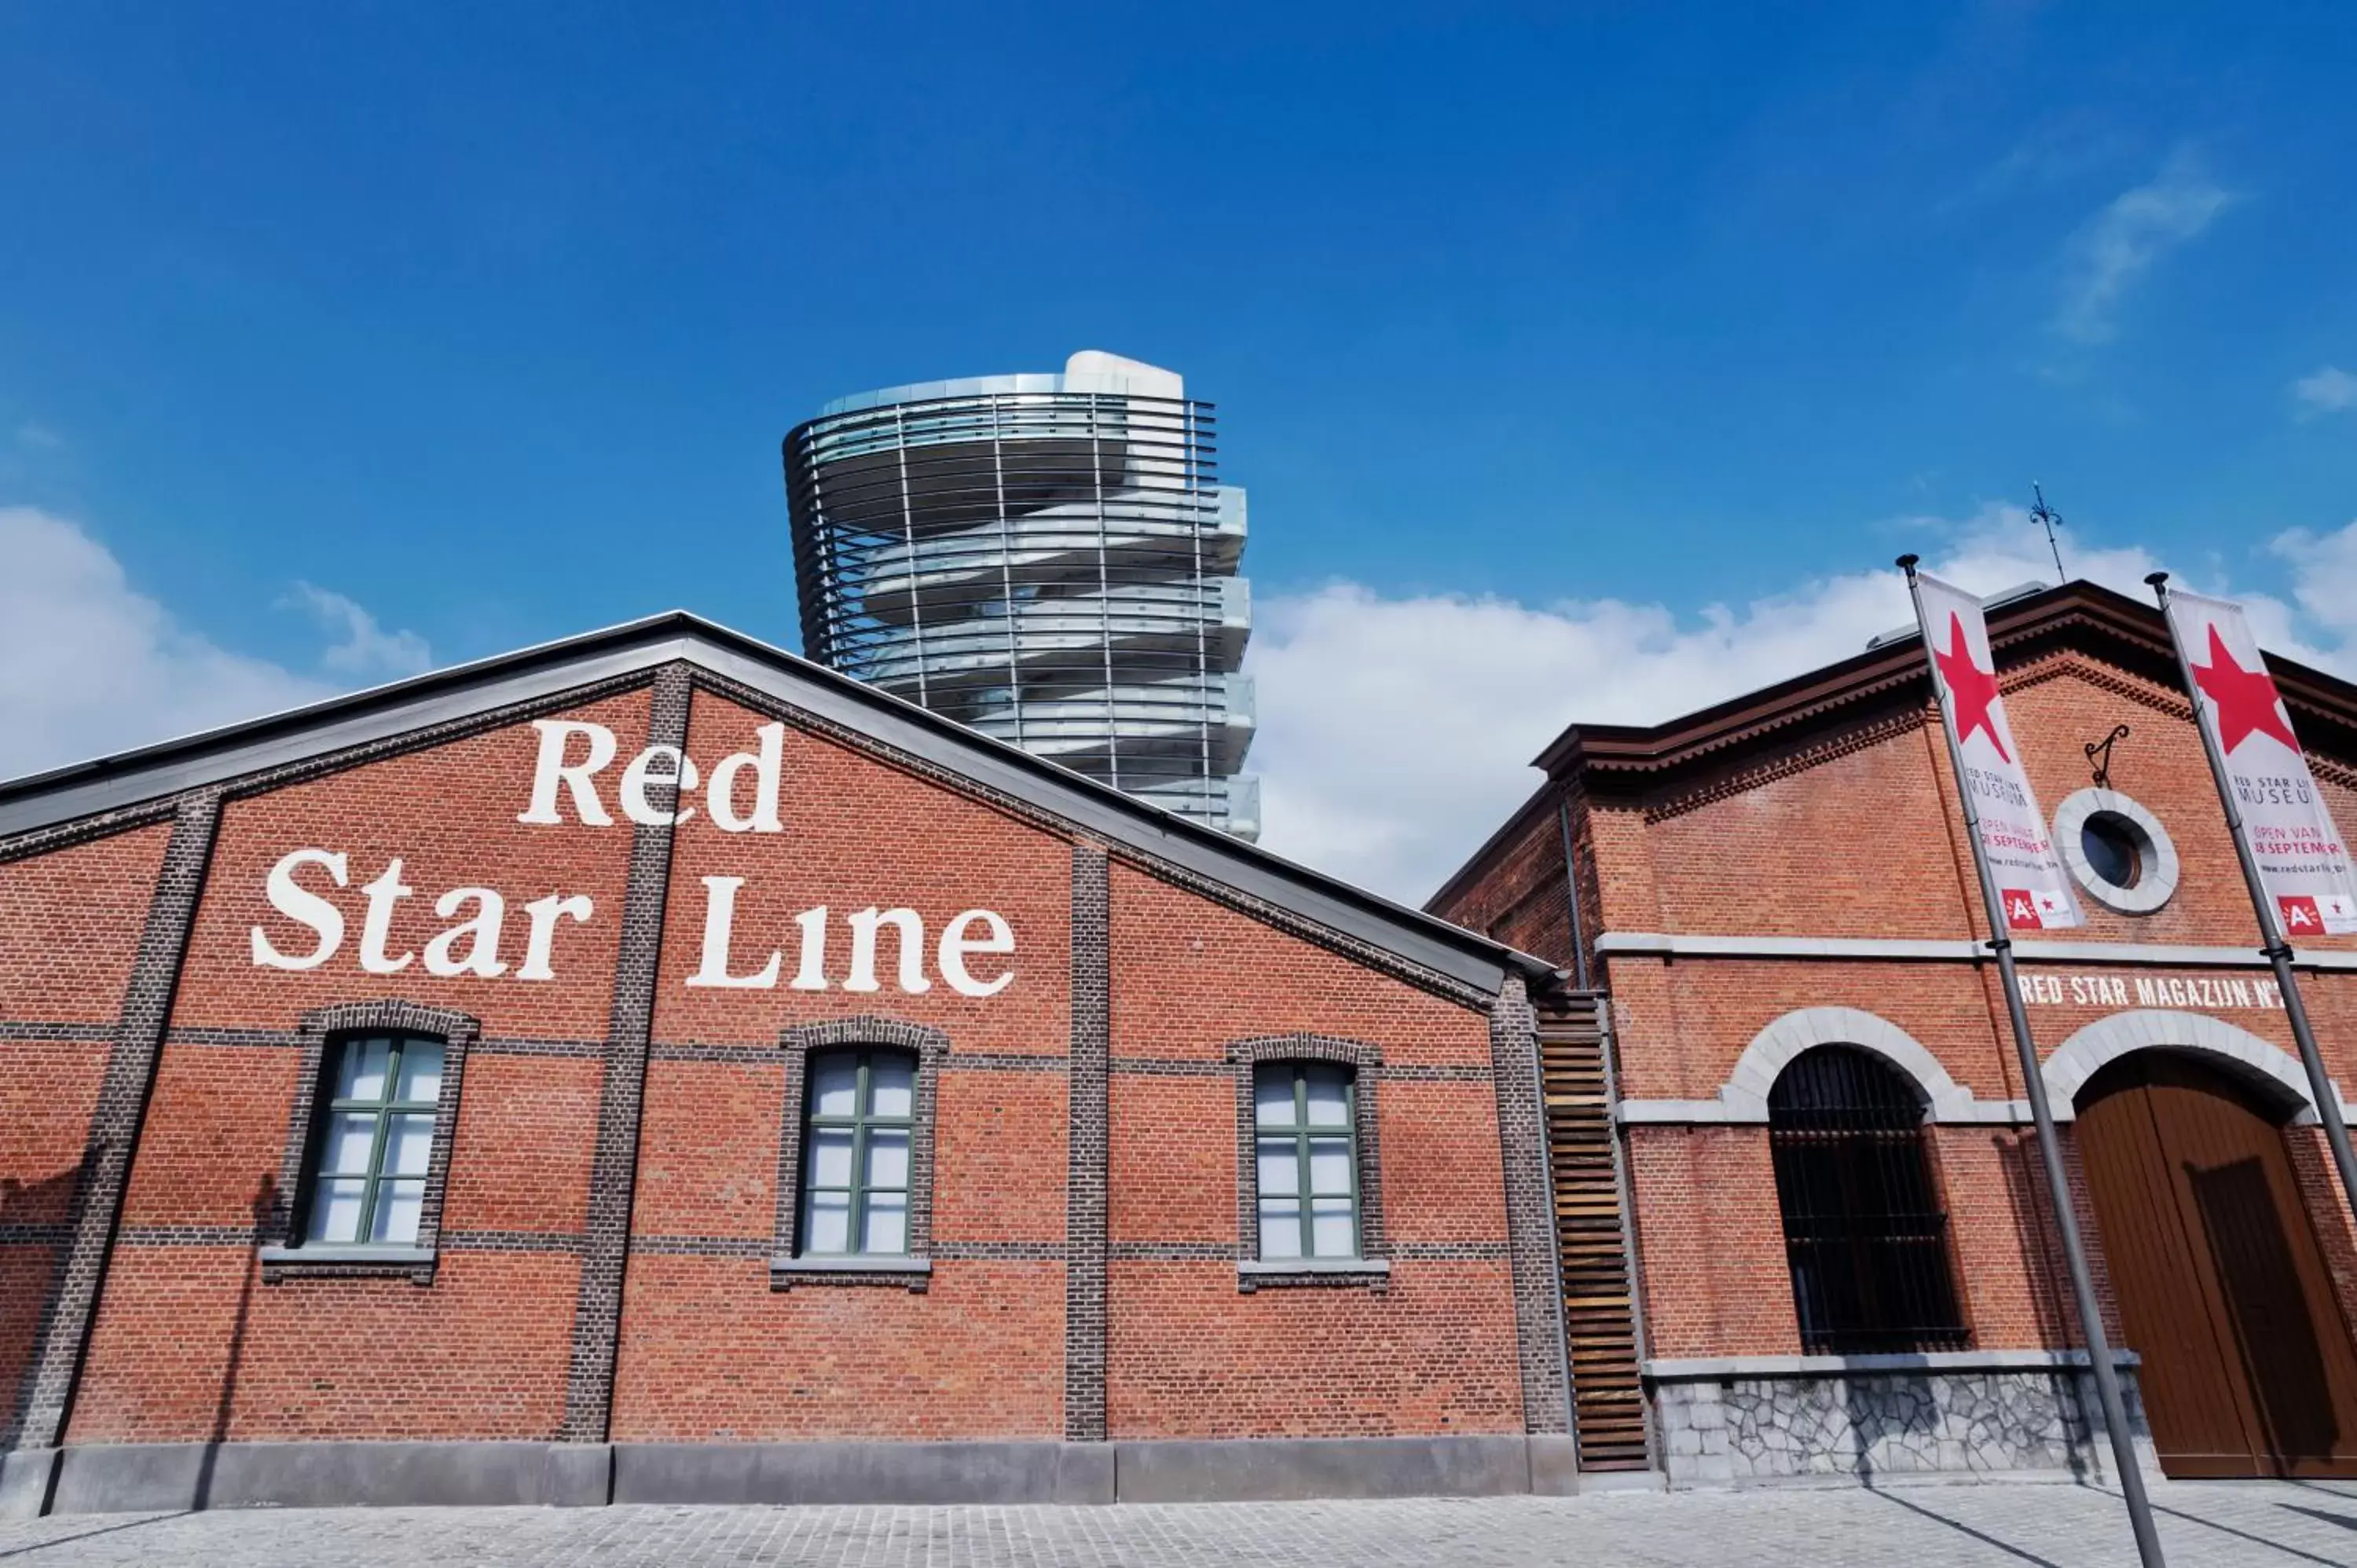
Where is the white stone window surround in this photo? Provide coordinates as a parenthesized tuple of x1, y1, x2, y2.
(1618, 1006, 2011, 1127)
(2040, 1009, 2352, 1126)
(2052, 787, 2180, 915)
(1617, 1004, 2356, 1127)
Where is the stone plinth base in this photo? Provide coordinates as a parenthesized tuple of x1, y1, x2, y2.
(20, 1434, 1652, 1515)
(1646, 1350, 2157, 1489)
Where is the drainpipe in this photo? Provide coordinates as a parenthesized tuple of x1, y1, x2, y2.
(1556, 793, 1591, 991)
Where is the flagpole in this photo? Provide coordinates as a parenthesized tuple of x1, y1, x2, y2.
(1901, 556, 2165, 1568)
(2147, 572, 2357, 1227)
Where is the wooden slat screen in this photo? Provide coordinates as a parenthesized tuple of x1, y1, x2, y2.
(1538, 993, 1652, 1471)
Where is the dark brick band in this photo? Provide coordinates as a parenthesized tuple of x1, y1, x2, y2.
(630, 1235, 767, 1258)
(1113, 1055, 1490, 1085)
(156, 1027, 600, 1057)
(1395, 1240, 1515, 1260)
(1111, 1241, 1233, 1261)
(1065, 844, 1110, 1443)
(0, 1021, 115, 1042)
(112, 1225, 596, 1262)
(648, 1042, 778, 1064)
(559, 665, 692, 1445)
(110, 1225, 261, 1248)
(646, 1040, 1070, 1072)
(357, 1231, 1494, 1268)
(13, 791, 219, 1450)
(943, 1052, 1072, 1074)
(936, 1240, 1066, 1261)
(164, 1027, 295, 1048)
(1488, 976, 1572, 1437)
(471, 1038, 607, 1060)
(440, 1229, 585, 1254)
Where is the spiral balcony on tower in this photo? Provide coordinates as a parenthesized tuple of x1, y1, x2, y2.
(784, 351, 1258, 838)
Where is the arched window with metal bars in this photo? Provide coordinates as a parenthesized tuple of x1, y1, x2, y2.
(1767, 1044, 1968, 1355)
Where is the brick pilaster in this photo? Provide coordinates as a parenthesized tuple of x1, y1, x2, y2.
(16, 791, 221, 1449)
(1064, 844, 1110, 1442)
(1490, 974, 1574, 1435)
(559, 665, 691, 1442)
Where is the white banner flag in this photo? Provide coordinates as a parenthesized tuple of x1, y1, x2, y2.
(1912, 573, 2084, 931)
(2163, 589, 2357, 937)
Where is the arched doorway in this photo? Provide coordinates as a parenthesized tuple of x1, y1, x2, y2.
(2076, 1050, 2357, 1477)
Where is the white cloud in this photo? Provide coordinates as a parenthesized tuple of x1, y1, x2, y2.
(2295, 366, 2357, 417)
(0, 507, 434, 782)
(1249, 507, 2340, 907)
(1941, 119, 2128, 214)
(287, 581, 434, 678)
(13, 502, 2356, 925)
(0, 507, 333, 779)
(2271, 523, 2357, 644)
(2053, 151, 2238, 344)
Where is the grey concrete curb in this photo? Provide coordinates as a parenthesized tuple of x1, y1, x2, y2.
(541, 1442, 612, 1508)
(1113, 1435, 1534, 1503)
(50, 1441, 557, 1512)
(1527, 1434, 1582, 1497)
(30, 1434, 1660, 1515)
(610, 1440, 1102, 1506)
(0, 1447, 60, 1521)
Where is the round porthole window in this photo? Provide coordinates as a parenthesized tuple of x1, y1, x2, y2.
(2080, 813, 2143, 889)
(2052, 789, 2179, 915)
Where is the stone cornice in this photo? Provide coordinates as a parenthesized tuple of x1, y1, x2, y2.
(1594, 930, 2357, 970)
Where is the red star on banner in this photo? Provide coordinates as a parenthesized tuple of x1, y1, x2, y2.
(2191, 624, 2300, 755)
(1934, 611, 2011, 761)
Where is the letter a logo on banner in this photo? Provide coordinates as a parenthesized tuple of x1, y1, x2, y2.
(1913, 573, 2083, 930)
(2163, 589, 2357, 935)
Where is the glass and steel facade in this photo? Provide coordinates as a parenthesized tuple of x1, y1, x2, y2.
(785, 351, 1257, 838)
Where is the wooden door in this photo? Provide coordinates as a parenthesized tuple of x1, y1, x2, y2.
(2077, 1052, 2357, 1478)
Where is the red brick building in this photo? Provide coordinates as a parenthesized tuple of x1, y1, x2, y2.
(14, 581, 2353, 1513)
(0, 614, 1585, 1515)
(1434, 581, 2357, 1486)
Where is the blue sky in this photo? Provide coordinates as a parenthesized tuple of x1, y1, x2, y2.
(6, 2, 2357, 898)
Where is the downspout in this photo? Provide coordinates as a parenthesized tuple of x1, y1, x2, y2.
(1595, 997, 1659, 1470)
(1556, 792, 1590, 991)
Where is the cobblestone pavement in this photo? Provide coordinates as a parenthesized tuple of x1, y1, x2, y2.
(2, 1481, 2353, 1566)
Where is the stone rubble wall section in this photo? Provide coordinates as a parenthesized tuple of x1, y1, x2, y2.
(1652, 1368, 2157, 1489)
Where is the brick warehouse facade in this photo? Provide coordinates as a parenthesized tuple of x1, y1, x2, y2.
(0, 614, 1597, 1518)
(1433, 581, 2357, 1487)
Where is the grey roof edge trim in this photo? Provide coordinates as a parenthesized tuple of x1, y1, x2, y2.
(0, 611, 1549, 1000)
(0, 611, 702, 824)
(676, 634, 1546, 996)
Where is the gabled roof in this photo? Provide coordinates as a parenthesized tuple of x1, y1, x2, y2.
(1429, 579, 2357, 913)
(1534, 579, 2357, 786)
(0, 611, 1551, 998)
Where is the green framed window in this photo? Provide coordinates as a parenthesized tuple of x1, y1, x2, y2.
(799, 1050, 916, 1255)
(302, 1034, 444, 1247)
(1254, 1061, 1359, 1259)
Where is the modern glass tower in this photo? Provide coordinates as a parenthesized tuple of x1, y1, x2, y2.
(784, 350, 1257, 839)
